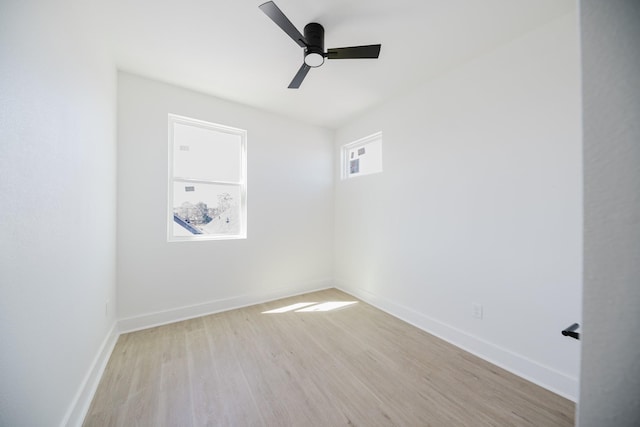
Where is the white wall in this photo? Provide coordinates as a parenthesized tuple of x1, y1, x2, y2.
(0, 1, 117, 426)
(579, 0, 640, 425)
(117, 73, 334, 330)
(334, 11, 582, 399)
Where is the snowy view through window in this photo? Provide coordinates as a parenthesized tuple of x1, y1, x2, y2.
(169, 115, 246, 241)
(172, 184, 241, 236)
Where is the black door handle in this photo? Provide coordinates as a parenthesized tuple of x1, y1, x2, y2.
(562, 323, 580, 340)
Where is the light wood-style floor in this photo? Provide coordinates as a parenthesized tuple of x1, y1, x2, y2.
(84, 289, 575, 426)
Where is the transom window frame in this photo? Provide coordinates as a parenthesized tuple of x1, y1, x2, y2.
(341, 131, 383, 180)
(167, 114, 247, 242)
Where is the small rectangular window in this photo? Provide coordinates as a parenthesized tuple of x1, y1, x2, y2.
(342, 132, 382, 179)
(168, 114, 247, 241)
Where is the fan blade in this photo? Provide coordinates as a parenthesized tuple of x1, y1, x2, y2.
(259, 1, 307, 47)
(327, 44, 381, 59)
(288, 63, 311, 88)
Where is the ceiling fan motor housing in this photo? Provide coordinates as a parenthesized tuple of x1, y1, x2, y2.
(303, 23, 325, 67)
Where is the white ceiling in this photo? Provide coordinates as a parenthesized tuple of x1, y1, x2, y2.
(110, 0, 575, 129)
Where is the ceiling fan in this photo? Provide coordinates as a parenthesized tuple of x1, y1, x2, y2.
(259, 1, 382, 89)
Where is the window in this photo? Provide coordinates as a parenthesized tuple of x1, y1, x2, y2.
(341, 131, 383, 179)
(168, 114, 247, 241)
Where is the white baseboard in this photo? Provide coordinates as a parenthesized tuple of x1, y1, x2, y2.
(335, 282, 579, 402)
(118, 279, 334, 333)
(61, 322, 120, 427)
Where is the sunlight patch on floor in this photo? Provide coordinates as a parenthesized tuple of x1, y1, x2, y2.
(296, 301, 358, 312)
(262, 302, 317, 313)
(262, 301, 358, 314)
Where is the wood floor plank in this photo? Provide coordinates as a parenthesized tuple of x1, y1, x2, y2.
(84, 289, 575, 426)
(201, 311, 266, 426)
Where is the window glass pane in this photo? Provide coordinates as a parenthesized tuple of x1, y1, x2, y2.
(173, 122, 242, 182)
(172, 181, 242, 236)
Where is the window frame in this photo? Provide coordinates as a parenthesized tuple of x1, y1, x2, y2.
(167, 114, 247, 242)
(341, 131, 383, 179)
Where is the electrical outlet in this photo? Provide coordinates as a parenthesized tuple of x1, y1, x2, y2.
(472, 302, 483, 319)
